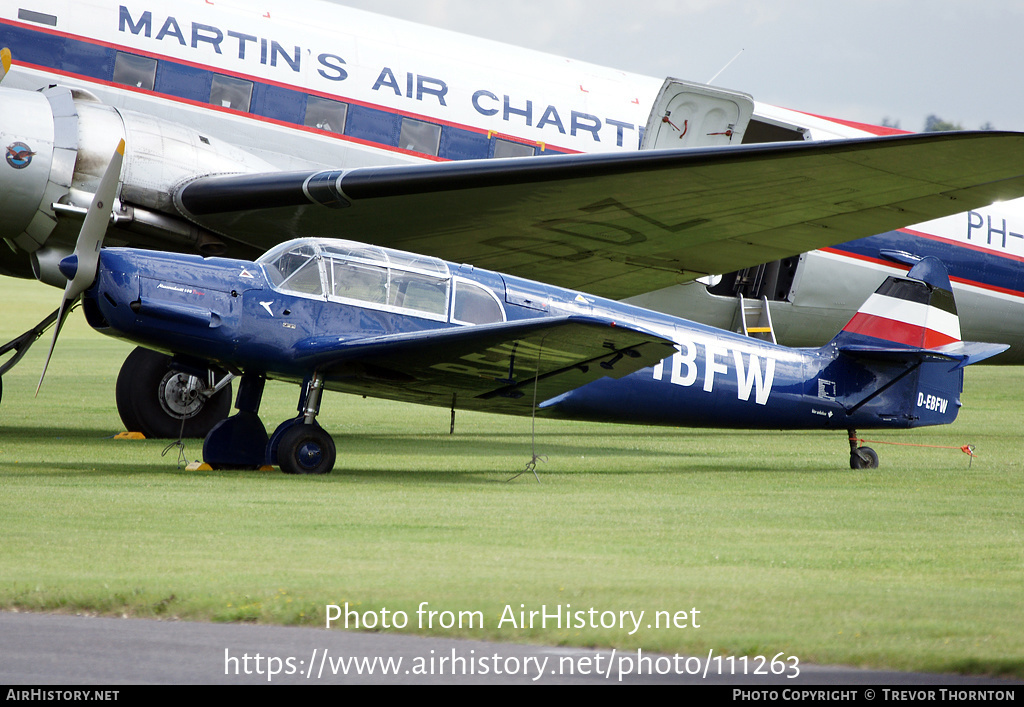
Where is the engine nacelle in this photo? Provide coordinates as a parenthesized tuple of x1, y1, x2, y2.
(0, 85, 276, 274)
(0, 87, 75, 252)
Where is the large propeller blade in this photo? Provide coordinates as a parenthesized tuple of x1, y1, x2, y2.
(36, 139, 125, 396)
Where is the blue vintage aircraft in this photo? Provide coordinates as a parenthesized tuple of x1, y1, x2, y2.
(72, 234, 1004, 475)
(28, 140, 1004, 474)
(22, 136, 1008, 474)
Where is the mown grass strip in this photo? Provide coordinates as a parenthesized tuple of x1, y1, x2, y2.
(1, 277, 1021, 676)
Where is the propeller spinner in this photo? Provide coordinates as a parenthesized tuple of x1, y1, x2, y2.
(36, 139, 125, 395)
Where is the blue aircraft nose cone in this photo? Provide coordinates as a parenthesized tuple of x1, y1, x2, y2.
(58, 254, 79, 281)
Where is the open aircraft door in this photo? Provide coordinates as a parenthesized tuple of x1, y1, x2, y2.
(641, 78, 755, 150)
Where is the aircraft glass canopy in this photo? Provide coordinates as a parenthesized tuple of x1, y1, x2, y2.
(259, 238, 453, 321)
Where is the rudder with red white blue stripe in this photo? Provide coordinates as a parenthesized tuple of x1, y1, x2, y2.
(834, 256, 960, 349)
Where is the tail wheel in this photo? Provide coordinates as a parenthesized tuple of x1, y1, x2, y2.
(277, 423, 336, 475)
(850, 447, 879, 469)
(115, 347, 232, 438)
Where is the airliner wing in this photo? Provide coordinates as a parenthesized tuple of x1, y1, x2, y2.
(174, 132, 1024, 300)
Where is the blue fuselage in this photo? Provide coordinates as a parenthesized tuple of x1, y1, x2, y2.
(83, 245, 962, 432)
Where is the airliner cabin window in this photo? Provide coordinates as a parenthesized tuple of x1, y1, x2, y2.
(113, 52, 157, 90)
(399, 118, 441, 156)
(210, 74, 253, 112)
(17, 9, 56, 25)
(493, 139, 535, 158)
(305, 96, 348, 134)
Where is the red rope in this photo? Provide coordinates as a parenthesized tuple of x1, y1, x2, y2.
(850, 436, 976, 458)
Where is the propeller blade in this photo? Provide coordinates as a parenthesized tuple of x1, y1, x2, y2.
(0, 48, 11, 84)
(63, 138, 125, 301)
(34, 298, 74, 397)
(35, 139, 125, 396)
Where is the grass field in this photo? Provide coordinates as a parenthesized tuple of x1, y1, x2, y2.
(1, 278, 1022, 677)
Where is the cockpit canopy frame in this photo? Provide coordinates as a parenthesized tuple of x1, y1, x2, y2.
(259, 238, 504, 325)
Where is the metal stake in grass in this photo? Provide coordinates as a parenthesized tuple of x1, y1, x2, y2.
(508, 344, 546, 483)
(161, 414, 190, 469)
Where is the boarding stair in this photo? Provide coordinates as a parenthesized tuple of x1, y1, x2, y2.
(736, 294, 777, 344)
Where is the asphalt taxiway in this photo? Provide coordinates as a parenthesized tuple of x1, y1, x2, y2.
(1, 612, 1020, 686)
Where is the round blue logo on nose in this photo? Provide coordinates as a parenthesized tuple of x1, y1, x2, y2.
(6, 142, 35, 169)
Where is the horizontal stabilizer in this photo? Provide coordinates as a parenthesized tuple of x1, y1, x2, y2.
(293, 316, 676, 412)
(839, 341, 1009, 369)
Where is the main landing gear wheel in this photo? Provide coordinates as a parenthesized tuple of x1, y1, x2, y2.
(277, 423, 336, 475)
(116, 347, 232, 438)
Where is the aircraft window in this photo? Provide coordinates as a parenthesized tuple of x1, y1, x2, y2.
(210, 74, 253, 112)
(322, 242, 386, 265)
(113, 52, 157, 90)
(388, 272, 448, 316)
(493, 139, 536, 158)
(263, 244, 324, 296)
(328, 259, 388, 304)
(17, 9, 56, 26)
(304, 96, 348, 134)
(399, 118, 441, 156)
(384, 251, 449, 278)
(279, 258, 324, 296)
(452, 280, 504, 325)
(262, 239, 451, 318)
(321, 242, 448, 278)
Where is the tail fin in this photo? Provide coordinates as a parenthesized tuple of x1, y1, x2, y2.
(835, 256, 960, 350)
(825, 257, 1007, 430)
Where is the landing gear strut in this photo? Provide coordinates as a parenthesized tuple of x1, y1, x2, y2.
(116, 347, 233, 438)
(848, 429, 879, 469)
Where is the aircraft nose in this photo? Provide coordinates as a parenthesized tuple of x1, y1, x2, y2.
(82, 250, 139, 323)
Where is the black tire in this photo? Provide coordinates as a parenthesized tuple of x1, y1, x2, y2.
(115, 347, 232, 439)
(850, 447, 879, 469)
(277, 423, 336, 475)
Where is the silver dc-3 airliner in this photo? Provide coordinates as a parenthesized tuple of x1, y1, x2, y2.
(2, 1, 1024, 467)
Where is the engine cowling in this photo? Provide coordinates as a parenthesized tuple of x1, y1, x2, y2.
(0, 87, 79, 253)
(0, 85, 277, 282)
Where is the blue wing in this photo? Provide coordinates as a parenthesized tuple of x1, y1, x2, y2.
(290, 315, 676, 413)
